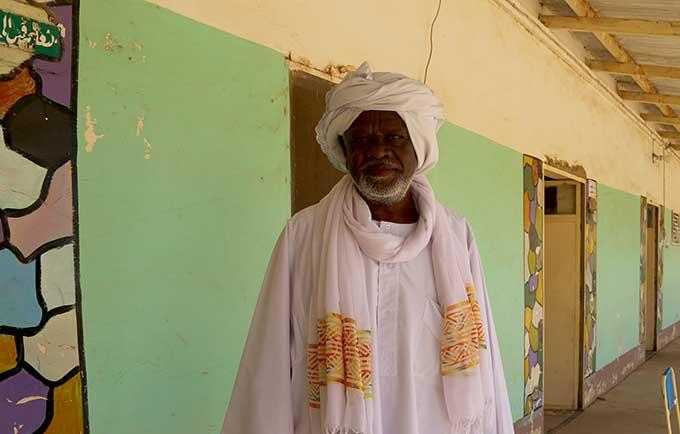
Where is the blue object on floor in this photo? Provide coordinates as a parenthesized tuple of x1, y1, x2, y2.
(662, 367, 680, 434)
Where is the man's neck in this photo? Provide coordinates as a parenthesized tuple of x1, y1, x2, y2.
(364, 188, 419, 224)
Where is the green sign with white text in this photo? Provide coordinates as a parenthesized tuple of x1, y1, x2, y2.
(0, 9, 61, 59)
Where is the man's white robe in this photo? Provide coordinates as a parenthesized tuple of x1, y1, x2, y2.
(222, 205, 515, 434)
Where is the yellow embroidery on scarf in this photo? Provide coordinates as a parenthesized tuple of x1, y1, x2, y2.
(466, 285, 487, 349)
(307, 313, 373, 409)
(440, 285, 486, 376)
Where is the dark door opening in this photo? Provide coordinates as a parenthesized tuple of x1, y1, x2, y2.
(645, 204, 659, 354)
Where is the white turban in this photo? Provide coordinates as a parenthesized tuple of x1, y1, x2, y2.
(315, 62, 445, 174)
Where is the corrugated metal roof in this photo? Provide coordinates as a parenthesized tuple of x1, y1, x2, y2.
(540, 0, 680, 142)
(542, 0, 680, 21)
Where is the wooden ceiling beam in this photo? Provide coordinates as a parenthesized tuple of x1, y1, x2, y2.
(586, 60, 680, 80)
(618, 90, 680, 106)
(539, 16, 680, 37)
(658, 131, 680, 140)
(641, 114, 680, 125)
(560, 0, 680, 134)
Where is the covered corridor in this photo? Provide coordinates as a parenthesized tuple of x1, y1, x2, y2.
(550, 337, 680, 434)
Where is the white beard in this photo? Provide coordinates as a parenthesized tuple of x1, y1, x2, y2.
(352, 172, 414, 205)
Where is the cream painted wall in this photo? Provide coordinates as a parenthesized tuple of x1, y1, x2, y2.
(517, 0, 541, 16)
(144, 0, 680, 211)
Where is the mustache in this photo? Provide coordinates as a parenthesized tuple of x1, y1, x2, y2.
(359, 159, 402, 171)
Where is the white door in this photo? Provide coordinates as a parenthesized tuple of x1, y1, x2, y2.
(544, 180, 582, 410)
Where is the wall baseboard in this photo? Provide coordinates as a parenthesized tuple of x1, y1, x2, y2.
(583, 343, 645, 407)
(513, 407, 543, 434)
(658, 319, 680, 350)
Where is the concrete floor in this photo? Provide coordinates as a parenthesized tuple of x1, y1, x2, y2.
(550, 338, 680, 434)
(545, 410, 579, 432)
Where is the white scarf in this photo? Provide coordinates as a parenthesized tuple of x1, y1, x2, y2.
(306, 175, 496, 434)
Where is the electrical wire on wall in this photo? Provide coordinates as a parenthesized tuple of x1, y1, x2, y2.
(423, 0, 443, 85)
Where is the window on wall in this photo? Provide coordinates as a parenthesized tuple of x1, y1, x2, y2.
(673, 212, 680, 246)
(545, 183, 577, 215)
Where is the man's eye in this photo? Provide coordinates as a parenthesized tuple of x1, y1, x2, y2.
(353, 137, 369, 144)
(387, 135, 403, 140)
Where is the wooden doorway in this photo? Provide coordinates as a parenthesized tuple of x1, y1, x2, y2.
(645, 204, 659, 353)
(289, 70, 342, 214)
(543, 172, 584, 429)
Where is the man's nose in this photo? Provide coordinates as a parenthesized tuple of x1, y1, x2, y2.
(365, 137, 391, 159)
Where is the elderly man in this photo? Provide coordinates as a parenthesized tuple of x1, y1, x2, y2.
(222, 63, 514, 434)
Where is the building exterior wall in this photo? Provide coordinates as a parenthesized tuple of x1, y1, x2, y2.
(147, 0, 680, 212)
(76, 1, 290, 433)
(2, 0, 680, 433)
(596, 185, 642, 369)
(429, 123, 525, 419)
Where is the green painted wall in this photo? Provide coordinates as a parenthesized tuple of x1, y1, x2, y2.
(429, 123, 525, 420)
(663, 208, 680, 329)
(595, 185, 640, 369)
(77, 1, 290, 433)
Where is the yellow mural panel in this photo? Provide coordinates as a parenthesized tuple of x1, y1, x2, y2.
(0, 334, 17, 373)
(44, 374, 84, 434)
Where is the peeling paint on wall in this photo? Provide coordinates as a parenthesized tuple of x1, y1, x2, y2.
(103, 32, 122, 52)
(135, 113, 144, 137)
(84, 105, 103, 152)
(545, 156, 587, 179)
(143, 138, 152, 160)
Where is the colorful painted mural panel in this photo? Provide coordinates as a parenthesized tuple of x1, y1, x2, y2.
(583, 179, 597, 377)
(523, 155, 544, 415)
(0, 3, 86, 433)
(640, 197, 648, 343)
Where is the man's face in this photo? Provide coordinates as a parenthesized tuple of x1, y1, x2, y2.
(341, 110, 418, 205)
